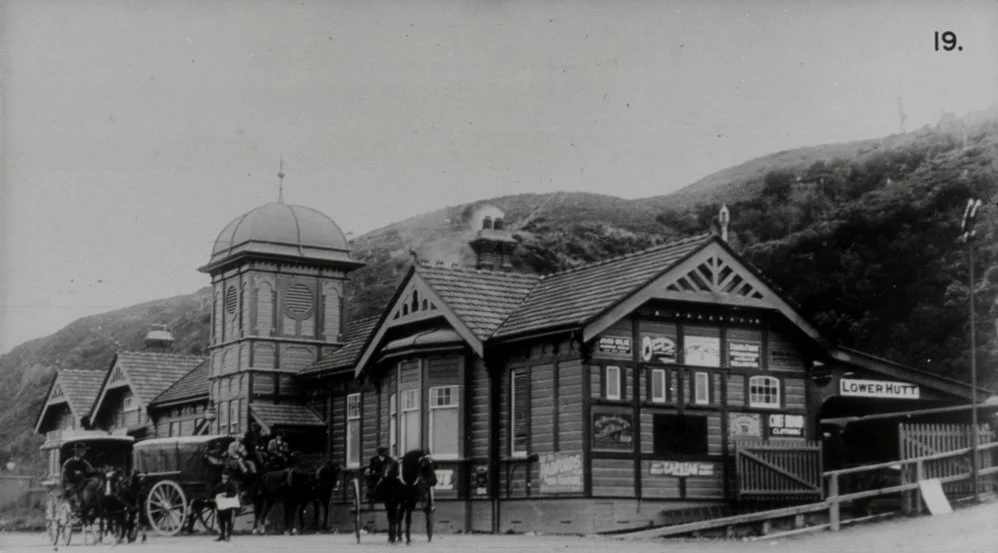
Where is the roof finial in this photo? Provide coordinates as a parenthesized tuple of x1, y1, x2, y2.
(719, 203, 730, 242)
(277, 158, 286, 203)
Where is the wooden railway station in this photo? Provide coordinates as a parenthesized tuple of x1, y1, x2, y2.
(37, 198, 990, 535)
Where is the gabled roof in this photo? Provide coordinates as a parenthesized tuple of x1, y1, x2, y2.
(35, 369, 105, 433)
(299, 316, 380, 377)
(493, 233, 712, 339)
(150, 359, 210, 408)
(92, 351, 206, 417)
(416, 264, 539, 340)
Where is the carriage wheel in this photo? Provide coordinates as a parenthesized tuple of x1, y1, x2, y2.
(423, 486, 435, 542)
(350, 477, 362, 543)
(45, 493, 60, 545)
(192, 499, 218, 534)
(146, 480, 188, 536)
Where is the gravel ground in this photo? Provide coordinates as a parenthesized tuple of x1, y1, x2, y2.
(1, 500, 995, 553)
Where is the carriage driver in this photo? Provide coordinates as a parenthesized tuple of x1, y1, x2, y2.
(266, 431, 291, 466)
(61, 443, 98, 509)
(366, 446, 394, 495)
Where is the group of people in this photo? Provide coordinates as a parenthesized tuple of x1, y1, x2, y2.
(205, 423, 293, 478)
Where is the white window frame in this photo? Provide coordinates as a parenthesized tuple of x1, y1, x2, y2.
(748, 375, 781, 409)
(510, 370, 528, 458)
(605, 366, 621, 400)
(389, 393, 397, 457)
(346, 393, 361, 468)
(651, 368, 667, 403)
(694, 372, 710, 405)
(400, 389, 420, 454)
(428, 386, 461, 460)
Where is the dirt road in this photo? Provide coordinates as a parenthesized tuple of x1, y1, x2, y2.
(2, 500, 995, 553)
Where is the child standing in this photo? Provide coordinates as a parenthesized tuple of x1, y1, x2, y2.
(212, 469, 239, 541)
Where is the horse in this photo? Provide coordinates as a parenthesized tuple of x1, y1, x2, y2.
(103, 470, 144, 543)
(375, 450, 437, 544)
(287, 461, 339, 533)
(74, 473, 109, 541)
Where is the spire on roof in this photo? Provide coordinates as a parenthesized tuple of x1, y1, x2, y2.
(277, 158, 285, 203)
(719, 204, 730, 242)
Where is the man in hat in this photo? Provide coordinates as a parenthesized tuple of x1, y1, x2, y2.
(266, 431, 291, 468)
(61, 443, 97, 510)
(212, 469, 238, 541)
(366, 446, 394, 507)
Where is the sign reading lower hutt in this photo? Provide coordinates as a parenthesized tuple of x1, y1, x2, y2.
(839, 378, 920, 399)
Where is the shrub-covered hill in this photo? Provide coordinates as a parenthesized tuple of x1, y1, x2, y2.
(3, 108, 998, 479)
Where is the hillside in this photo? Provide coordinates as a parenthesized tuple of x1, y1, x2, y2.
(3, 108, 998, 479)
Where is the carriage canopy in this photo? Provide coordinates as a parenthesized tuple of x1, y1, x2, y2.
(132, 435, 234, 477)
(59, 435, 135, 476)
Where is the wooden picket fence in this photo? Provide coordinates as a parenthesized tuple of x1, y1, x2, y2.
(734, 439, 824, 501)
(899, 422, 996, 504)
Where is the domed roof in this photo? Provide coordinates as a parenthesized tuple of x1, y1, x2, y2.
(201, 202, 363, 273)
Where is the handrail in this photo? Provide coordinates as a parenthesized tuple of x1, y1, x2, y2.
(824, 441, 998, 478)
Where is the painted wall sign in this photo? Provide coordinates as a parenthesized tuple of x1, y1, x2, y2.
(839, 378, 920, 399)
(433, 469, 454, 491)
(649, 461, 715, 477)
(768, 413, 805, 437)
(684, 335, 720, 367)
(539, 453, 584, 493)
(474, 465, 488, 496)
(641, 335, 677, 364)
(592, 412, 634, 451)
(729, 412, 762, 438)
(728, 342, 761, 368)
(598, 336, 632, 355)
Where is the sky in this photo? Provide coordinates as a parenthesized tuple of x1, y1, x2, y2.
(1, 0, 996, 353)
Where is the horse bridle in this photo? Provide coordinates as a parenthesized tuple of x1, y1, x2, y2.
(398, 454, 433, 487)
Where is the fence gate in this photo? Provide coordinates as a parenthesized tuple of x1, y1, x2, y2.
(898, 423, 996, 500)
(735, 439, 824, 501)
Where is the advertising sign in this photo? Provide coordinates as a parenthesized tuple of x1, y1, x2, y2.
(598, 336, 632, 355)
(684, 335, 720, 367)
(539, 453, 584, 494)
(839, 378, 920, 399)
(592, 412, 634, 451)
(728, 341, 761, 368)
(729, 412, 762, 438)
(649, 461, 715, 477)
(434, 469, 454, 491)
(768, 413, 805, 437)
(641, 335, 677, 364)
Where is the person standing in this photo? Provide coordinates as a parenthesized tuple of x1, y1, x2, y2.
(212, 470, 239, 541)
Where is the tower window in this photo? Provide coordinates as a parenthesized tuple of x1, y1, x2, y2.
(285, 283, 314, 317)
(225, 286, 238, 315)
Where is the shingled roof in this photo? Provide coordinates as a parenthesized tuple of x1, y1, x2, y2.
(150, 359, 209, 407)
(299, 316, 380, 376)
(250, 402, 325, 428)
(58, 369, 105, 417)
(416, 265, 539, 340)
(493, 233, 712, 339)
(95, 351, 206, 412)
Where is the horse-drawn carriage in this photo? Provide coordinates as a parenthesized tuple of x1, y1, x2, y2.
(343, 449, 437, 544)
(44, 434, 135, 546)
(131, 435, 236, 536)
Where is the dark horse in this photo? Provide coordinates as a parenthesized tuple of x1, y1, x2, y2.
(375, 450, 437, 544)
(103, 470, 144, 543)
(252, 461, 339, 534)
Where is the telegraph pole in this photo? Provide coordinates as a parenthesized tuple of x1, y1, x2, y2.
(960, 197, 982, 501)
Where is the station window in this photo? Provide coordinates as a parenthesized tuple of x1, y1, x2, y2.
(605, 366, 622, 400)
(748, 376, 781, 408)
(346, 393, 361, 468)
(511, 370, 529, 457)
(694, 372, 710, 405)
(429, 386, 460, 459)
(389, 393, 397, 457)
(400, 389, 421, 454)
(653, 414, 708, 456)
(650, 368, 667, 403)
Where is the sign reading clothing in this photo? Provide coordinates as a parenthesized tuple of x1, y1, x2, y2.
(768, 413, 805, 437)
(539, 453, 584, 493)
(840, 378, 920, 400)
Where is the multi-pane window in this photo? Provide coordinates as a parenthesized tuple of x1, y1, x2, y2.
(749, 376, 781, 408)
(429, 386, 460, 459)
(346, 393, 361, 467)
(605, 366, 621, 400)
(511, 370, 529, 457)
(219, 401, 229, 435)
(389, 393, 397, 457)
(694, 372, 710, 405)
(650, 368, 667, 403)
(400, 389, 421, 454)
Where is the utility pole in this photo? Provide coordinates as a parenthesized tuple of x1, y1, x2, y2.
(960, 197, 982, 502)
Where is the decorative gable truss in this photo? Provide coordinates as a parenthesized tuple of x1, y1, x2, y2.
(49, 381, 65, 403)
(109, 365, 128, 386)
(663, 251, 766, 300)
(388, 279, 439, 324)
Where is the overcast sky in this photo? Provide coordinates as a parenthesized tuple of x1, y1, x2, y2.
(1, 0, 996, 353)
